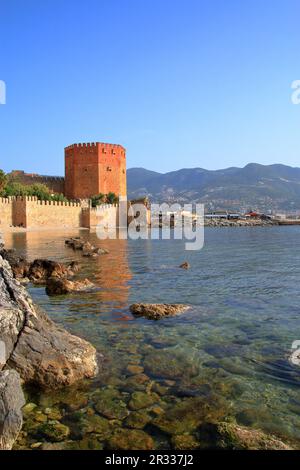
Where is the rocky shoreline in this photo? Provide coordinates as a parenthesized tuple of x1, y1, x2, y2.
(0, 240, 296, 451)
(204, 218, 277, 228)
(0, 246, 99, 449)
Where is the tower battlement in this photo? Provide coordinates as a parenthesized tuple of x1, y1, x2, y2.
(65, 142, 126, 152)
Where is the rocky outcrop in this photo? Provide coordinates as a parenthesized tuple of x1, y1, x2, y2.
(129, 303, 189, 320)
(65, 237, 109, 257)
(28, 259, 80, 284)
(0, 254, 99, 388)
(179, 262, 190, 269)
(46, 277, 95, 295)
(0, 248, 30, 279)
(0, 370, 25, 450)
(0, 248, 80, 283)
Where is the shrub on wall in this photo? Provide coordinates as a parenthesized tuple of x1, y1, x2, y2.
(106, 192, 119, 204)
(1, 182, 29, 197)
(51, 193, 68, 202)
(0, 173, 68, 202)
(91, 193, 106, 207)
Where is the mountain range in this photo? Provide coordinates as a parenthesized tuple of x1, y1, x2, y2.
(127, 163, 300, 213)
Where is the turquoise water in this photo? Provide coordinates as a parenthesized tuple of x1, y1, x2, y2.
(6, 226, 300, 449)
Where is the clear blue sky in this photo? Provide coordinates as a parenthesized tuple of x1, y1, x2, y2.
(1, 0, 300, 175)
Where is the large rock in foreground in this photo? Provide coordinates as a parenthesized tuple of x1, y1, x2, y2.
(129, 303, 189, 320)
(0, 254, 99, 388)
(0, 370, 25, 450)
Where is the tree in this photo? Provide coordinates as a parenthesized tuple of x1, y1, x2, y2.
(0, 170, 7, 194)
(51, 193, 68, 203)
(2, 182, 29, 197)
(30, 183, 51, 200)
(106, 192, 119, 204)
(91, 193, 106, 207)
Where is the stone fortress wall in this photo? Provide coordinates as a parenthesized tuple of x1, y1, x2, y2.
(0, 198, 13, 227)
(81, 204, 119, 230)
(9, 171, 65, 194)
(0, 197, 118, 230)
(2, 141, 127, 230)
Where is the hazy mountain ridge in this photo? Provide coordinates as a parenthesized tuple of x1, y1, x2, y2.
(127, 163, 300, 212)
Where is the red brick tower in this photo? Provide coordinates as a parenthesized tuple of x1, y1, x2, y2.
(64, 142, 127, 200)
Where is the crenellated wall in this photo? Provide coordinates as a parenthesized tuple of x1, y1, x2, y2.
(0, 198, 13, 227)
(82, 204, 119, 230)
(25, 197, 83, 228)
(9, 171, 65, 194)
(0, 197, 119, 230)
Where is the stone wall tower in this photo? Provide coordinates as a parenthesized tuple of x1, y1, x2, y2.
(65, 142, 127, 200)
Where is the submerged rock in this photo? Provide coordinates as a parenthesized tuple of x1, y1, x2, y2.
(171, 434, 200, 450)
(41, 442, 70, 450)
(124, 410, 152, 429)
(41, 436, 104, 450)
(198, 422, 292, 450)
(179, 262, 190, 270)
(78, 414, 113, 439)
(46, 277, 95, 295)
(107, 428, 154, 450)
(152, 397, 208, 435)
(0, 370, 25, 450)
(93, 388, 129, 420)
(36, 421, 70, 442)
(66, 437, 104, 450)
(130, 303, 189, 320)
(144, 351, 199, 380)
(123, 374, 150, 392)
(151, 382, 169, 396)
(128, 391, 159, 411)
(44, 407, 62, 421)
(126, 364, 144, 375)
(37, 387, 88, 411)
(22, 402, 38, 417)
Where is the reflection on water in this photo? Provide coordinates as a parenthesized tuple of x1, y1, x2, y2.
(5, 226, 300, 449)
